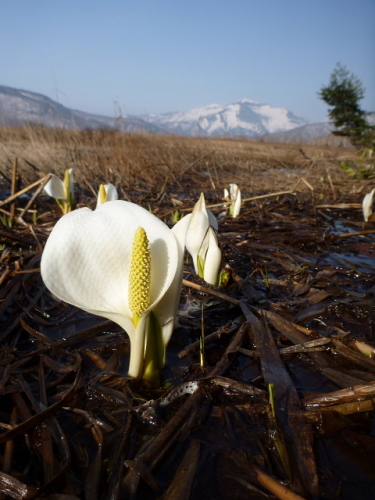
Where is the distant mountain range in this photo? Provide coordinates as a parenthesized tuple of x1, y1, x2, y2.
(256, 122, 337, 144)
(140, 99, 308, 137)
(1, 84, 373, 143)
(0, 85, 161, 133)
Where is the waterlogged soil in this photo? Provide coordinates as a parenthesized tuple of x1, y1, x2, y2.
(1, 187, 375, 500)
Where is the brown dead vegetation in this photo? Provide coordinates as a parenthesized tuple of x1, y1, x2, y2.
(0, 126, 363, 201)
(1, 126, 375, 500)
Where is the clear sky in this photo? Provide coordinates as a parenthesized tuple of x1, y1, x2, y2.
(1, 0, 374, 123)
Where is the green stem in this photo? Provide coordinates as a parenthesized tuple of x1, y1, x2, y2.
(127, 314, 148, 378)
(143, 312, 164, 386)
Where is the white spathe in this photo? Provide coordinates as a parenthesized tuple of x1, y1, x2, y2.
(362, 188, 375, 222)
(44, 169, 74, 201)
(233, 189, 241, 218)
(96, 183, 118, 208)
(41, 200, 192, 379)
(185, 193, 218, 272)
(43, 168, 75, 214)
(200, 226, 222, 285)
(229, 183, 241, 218)
(229, 183, 237, 200)
(185, 193, 221, 285)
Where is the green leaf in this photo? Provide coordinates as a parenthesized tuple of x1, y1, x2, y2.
(217, 268, 230, 288)
(197, 255, 205, 279)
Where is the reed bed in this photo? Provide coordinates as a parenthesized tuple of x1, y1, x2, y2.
(0, 126, 360, 201)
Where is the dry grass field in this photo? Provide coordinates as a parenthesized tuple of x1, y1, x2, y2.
(0, 126, 366, 205)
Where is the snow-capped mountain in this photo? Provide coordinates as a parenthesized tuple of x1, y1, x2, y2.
(141, 99, 308, 137)
(0, 85, 162, 133)
(3, 84, 351, 142)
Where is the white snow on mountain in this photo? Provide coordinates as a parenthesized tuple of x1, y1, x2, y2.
(4, 84, 359, 142)
(141, 99, 308, 137)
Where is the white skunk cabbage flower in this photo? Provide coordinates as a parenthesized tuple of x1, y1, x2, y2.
(41, 200, 192, 383)
(362, 188, 375, 222)
(198, 226, 222, 285)
(229, 183, 241, 218)
(43, 168, 75, 214)
(223, 188, 229, 199)
(185, 193, 221, 286)
(96, 183, 118, 208)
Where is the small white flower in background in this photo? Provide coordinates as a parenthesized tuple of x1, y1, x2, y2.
(185, 193, 221, 286)
(96, 183, 118, 208)
(43, 168, 75, 214)
(41, 200, 192, 384)
(229, 183, 241, 218)
(362, 188, 375, 222)
(223, 188, 229, 199)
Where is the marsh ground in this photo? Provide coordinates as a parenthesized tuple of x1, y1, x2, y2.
(1, 127, 375, 500)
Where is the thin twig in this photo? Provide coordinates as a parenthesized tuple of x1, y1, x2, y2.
(203, 190, 297, 210)
(300, 177, 315, 216)
(19, 173, 52, 218)
(325, 168, 336, 201)
(0, 175, 51, 208)
(336, 229, 375, 238)
(254, 466, 307, 500)
(316, 203, 361, 209)
(10, 157, 18, 221)
(182, 279, 240, 305)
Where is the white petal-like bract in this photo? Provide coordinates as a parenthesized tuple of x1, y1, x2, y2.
(184, 193, 221, 285)
(228, 183, 241, 217)
(41, 200, 179, 343)
(185, 193, 211, 273)
(232, 187, 241, 217)
(154, 213, 193, 348)
(43, 174, 66, 200)
(203, 227, 221, 286)
(96, 183, 119, 208)
(362, 188, 375, 222)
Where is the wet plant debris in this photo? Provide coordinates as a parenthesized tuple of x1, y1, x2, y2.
(1, 136, 375, 500)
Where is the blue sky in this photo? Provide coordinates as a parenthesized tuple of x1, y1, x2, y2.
(1, 0, 374, 123)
